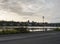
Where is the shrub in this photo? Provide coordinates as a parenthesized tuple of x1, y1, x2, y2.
(1, 29, 19, 34)
(0, 27, 30, 35)
(53, 28, 60, 31)
(15, 28, 30, 33)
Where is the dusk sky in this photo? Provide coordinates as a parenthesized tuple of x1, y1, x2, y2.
(0, 0, 60, 23)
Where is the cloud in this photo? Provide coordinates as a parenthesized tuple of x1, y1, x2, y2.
(0, 0, 60, 23)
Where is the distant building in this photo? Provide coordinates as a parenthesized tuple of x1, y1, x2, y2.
(0, 21, 60, 27)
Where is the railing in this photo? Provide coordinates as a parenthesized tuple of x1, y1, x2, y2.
(0, 26, 59, 28)
(0, 26, 60, 31)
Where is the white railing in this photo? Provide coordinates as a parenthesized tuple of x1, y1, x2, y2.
(0, 26, 60, 29)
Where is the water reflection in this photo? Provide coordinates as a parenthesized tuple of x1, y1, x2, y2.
(29, 28, 53, 32)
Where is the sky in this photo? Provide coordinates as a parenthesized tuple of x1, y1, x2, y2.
(0, 0, 60, 23)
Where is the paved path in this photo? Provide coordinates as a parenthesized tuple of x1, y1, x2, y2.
(0, 31, 60, 44)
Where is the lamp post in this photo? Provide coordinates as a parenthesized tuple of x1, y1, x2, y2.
(42, 16, 47, 31)
(43, 16, 44, 24)
(42, 16, 44, 31)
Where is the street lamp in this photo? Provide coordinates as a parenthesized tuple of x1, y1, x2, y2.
(42, 16, 44, 31)
(42, 16, 44, 23)
(42, 16, 47, 31)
